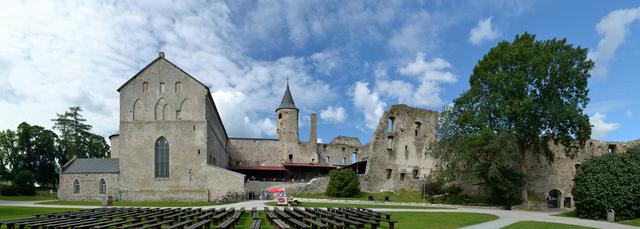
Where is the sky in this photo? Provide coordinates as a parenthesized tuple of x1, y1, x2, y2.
(0, 0, 638, 144)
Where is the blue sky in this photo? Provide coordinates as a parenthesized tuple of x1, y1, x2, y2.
(0, 0, 638, 144)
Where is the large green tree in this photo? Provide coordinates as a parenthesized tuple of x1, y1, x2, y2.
(430, 33, 593, 207)
(52, 106, 110, 163)
(0, 123, 61, 188)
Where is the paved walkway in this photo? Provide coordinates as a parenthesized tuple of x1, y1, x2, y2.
(1, 199, 636, 228)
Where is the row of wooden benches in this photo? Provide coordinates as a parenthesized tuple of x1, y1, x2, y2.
(0, 207, 244, 229)
(262, 207, 396, 229)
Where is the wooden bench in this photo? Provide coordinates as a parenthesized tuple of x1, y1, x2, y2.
(185, 219, 211, 229)
(141, 219, 174, 229)
(319, 218, 344, 229)
(94, 219, 137, 229)
(166, 220, 193, 229)
(250, 219, 261, 229)
(272, 219, 292, 229)
(284, 217, 310, 229)
(216, 211, 242, 229)
(304, 218, 327, 229)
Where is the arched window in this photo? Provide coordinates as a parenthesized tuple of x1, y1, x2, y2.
(155, 137, 170, 178)
(325, 156, 330, 163)
(99, 179, 106, 194)
(73, 179, 80, 193)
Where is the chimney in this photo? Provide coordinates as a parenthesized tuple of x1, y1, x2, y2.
(310, 113, 317, 144)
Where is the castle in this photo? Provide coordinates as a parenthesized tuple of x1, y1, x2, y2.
(58, 53, 639, 208)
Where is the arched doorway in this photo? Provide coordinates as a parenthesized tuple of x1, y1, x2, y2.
(547, 189, 562, 208)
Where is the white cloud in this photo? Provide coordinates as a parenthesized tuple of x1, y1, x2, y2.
(320, 106, 347, 122)
(351, 81, 386, 130)
(626, 110, 633, 118)
(317, 138, 324, 144)
(0, 1, 334, 138)
(589, 7, 640, 77)
(589, 112, 620, 139)
(469, 17, 500, 45)
(373, 53, 457, 107)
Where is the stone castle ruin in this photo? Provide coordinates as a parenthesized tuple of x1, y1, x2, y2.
(58, 53, 639, 208)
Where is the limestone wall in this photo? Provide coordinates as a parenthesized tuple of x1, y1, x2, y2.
(363, 104, 438, 192)
(245, 176, 330, 194)
(109, 135, 120, 159)
(58, 173, 119, 201)
(318, 136, 362, 166)
(228, 138, 282, 166)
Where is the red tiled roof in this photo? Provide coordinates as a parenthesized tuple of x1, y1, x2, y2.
(282, 163, 338, 168)
(228, 165, 287, 171)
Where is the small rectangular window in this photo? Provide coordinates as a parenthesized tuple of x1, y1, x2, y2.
(400, 173, 405, 181)
(386, 169, 392, 179)
(412, 170, 419, 179)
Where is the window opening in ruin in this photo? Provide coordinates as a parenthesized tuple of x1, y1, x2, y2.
(387, 117, 395, 134)
(288, 154, 293, 162)
(73, 179, 80, 193)
(608, 144, 617, 154)
(564, 197, 572, 208)
(159, 82, 166, 93)
(342, 157, 347, 164)
(404, 145, 409, 160)
(142, 82, 149, 93)
(386, 169, 392, 179)
(176, 110, 181, 120)
(351, 152, 357, 163)
(323, 145, 327, 151)
(99, 179, 106, 194)
(415, 121, 422, 136)
(400, 173, 405, 181)
(175, 82, 182, 93)
(387, 136, 394, 150)
(342, 147, 345, 152)
(154, 137, 170, 178)
(279, 113, 282, 119)
(325, 156, 330, 163)
(312, 158, 315, 163)
(412, 169, 419, 179)
(575, 164, 580, 170)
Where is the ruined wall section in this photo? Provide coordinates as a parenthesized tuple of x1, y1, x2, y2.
(363, 104, 438, 192)
(524, 139, 638, 208)
(317, 136, 362, 166)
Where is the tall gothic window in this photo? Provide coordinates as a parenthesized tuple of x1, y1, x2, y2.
(155, 137, 170, 178)
(73, 179, 80, 193)
(99, 179, 106, 194)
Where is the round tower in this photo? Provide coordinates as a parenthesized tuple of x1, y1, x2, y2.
(276, 82, 299, 143)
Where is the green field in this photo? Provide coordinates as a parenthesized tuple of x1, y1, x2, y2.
(553, 210, 640, 226)
(0, 206, 82, 220)
(619, 218, 640, 226)
(39, 200, 219, 207)
(501, 221, 596, 229)
(265, 201, 450, 209)
(0, 191, 58, 201)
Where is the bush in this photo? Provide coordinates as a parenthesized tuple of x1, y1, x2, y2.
(1, 184, 19, 196)
(326, 169, 360, 197)
(572, 146, 640, 221)
(13, 170, 36, 196)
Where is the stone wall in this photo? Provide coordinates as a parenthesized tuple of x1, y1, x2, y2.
(363, 104, 438, 192)
(228, 138, 282, 166)
(245, 176, 330, 194)
(58, 173, 119, 201)
(317, 136, 362, 166)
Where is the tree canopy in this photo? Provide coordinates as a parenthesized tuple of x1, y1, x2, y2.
(430, 32, 593, 207)
(52, 106, 110, 163)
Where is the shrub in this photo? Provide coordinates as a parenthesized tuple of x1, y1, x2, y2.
(326, 169, 360, 197)
(13, 170, 36, 196)
(572, 146, 640, 221)
(1, 184, 19, 196)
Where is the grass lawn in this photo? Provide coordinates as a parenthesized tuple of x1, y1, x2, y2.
(619, 218, 640, 226)
(294, 190, 428, 203)
(501, 221, 596, 229)
(0, 191, 58, 201)
(0, 206, 81, 220)
(553, 210, 640, 226)
(553, 210, 578, 217)
(385, 212, 497, 229)
(265, 201, 451, 209)
(235, 211, 275, 229)
(39, 200, 220, 207)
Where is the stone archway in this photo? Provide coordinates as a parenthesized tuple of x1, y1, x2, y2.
(547, 189, 562, 208)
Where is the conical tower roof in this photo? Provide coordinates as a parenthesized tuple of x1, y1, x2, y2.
(276, 82, 298, 112)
